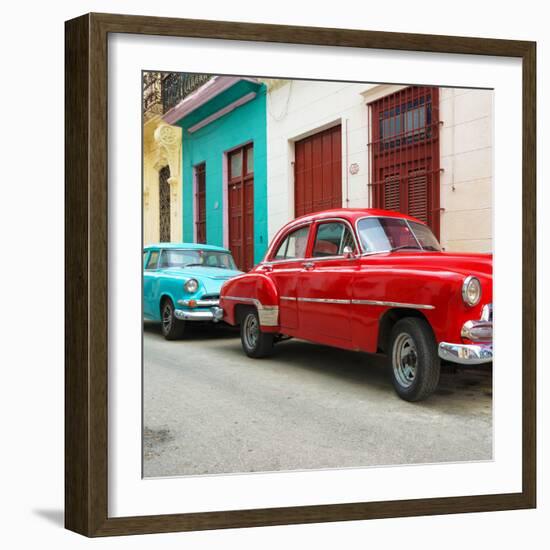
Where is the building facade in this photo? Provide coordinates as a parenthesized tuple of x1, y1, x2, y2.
(264, 79, 493, 252)
(142, 72, 209, 245)
(164, 76, 268, 271)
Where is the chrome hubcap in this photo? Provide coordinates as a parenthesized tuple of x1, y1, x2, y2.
(162, 304, 172, 333)
(243, 314, 259, 350)
(392, 333, 418, 388)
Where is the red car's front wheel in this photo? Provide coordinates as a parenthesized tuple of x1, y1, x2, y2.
(389, 317, 440, 401)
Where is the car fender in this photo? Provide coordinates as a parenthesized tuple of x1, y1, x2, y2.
(220, 273, 280, 329)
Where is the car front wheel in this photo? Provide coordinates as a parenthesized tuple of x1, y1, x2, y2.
(161, 298, 185, 340)
(389, 317, 440, 402)
(241, 309, 274, 358)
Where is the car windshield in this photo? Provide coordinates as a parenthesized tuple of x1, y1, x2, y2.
(357, 217, 441, 253)
(158, 249, 238, 270)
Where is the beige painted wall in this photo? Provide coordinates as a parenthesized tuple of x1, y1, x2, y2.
(439, 88, 493, 253)
(143, 115, 183, 245)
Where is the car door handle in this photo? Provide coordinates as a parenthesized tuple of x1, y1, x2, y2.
(302, 261, 315, 270)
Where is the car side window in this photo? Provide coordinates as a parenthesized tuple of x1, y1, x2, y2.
(273, 226, 310, 261)
(312, 222, 356, 258)
(145, 250, 160, 270)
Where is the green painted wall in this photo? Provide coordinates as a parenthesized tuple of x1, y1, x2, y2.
(178, 81, 268, 266)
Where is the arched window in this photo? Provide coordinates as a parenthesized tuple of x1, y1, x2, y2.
(159, 166, 171, 242)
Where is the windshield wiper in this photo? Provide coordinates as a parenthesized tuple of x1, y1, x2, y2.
(185, 263, 204, 267)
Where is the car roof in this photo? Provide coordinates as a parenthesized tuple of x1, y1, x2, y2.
(144, 242, 230, 253)
(286, 208, 425, 227)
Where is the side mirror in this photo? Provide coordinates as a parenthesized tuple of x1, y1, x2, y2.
(343, 245, 355, 258)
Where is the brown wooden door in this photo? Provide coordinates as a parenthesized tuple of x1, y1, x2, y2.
(369, 86, 440, 238)
(228, 144, 254, 271)
(195, 163, 206, 244)
(294, 125, 342, 217)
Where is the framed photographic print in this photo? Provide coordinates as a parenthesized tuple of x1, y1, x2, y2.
(65, 12, 536, 537)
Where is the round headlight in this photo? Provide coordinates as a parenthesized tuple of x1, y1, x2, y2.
(184, 278, 199, 293)
(462, 275, 481, 306)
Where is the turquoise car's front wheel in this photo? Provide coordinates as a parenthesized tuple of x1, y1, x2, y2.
(161, 298, 185, 340)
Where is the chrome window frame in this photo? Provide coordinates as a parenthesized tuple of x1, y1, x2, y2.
(267, 221, 313, 264)
(265, 217, 362, 266)
(271, 222, 313, 263)
(309, 218, 361, 261)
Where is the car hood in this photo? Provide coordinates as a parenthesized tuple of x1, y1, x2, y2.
(362, 251, 493, 278)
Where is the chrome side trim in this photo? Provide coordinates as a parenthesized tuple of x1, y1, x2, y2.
(351, 299, 435, 310)
(222, 296, 279, 326)
(438, 342, 493, 365)
(297, 297, 351, 304)
(223, 295, 434, 318)
(223, 296, 258, 306)
(258, 307, 279, 326)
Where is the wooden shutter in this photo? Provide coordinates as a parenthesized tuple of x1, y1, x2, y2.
(407, 169, 429, 223)
(383, 173, 401, 212)
(294, 125, 342, 217)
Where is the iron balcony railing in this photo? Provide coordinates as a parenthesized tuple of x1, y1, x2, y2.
(143, 72, 211, 119)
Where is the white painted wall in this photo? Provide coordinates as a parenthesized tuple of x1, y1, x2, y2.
(265, 79, 376, 239)
(265, 80, 494, 252)
(439, 88, 494, 252)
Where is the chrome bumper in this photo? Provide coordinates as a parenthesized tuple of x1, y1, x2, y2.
(438, 342, 493, 365)
(174, 306, 224, 322)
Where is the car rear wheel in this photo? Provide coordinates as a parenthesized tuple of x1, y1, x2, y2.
(389, 317, 440, 401)
(241, 309, 274, 358)
(161, 298, 185, 340)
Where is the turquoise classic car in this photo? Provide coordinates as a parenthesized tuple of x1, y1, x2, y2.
(143, 243, 243, 339)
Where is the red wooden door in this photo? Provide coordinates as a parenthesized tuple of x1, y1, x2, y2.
(195, 163, 206, 244)
(228, 144, 254, 271)
(369, 87, 440, 239)
(294, 125, 342, 217)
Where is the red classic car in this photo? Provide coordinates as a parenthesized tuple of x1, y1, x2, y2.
(219, 208, 492, 401)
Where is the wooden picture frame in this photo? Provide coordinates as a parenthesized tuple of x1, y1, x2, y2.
(65, 12, 536, 537)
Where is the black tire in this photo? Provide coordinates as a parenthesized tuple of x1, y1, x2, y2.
(240, 309, 274, 358)
(160, 298, 185, 340)
(388, 317, 440, 402)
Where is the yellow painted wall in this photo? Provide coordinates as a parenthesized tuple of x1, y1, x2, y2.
(143, 115, 183, 245)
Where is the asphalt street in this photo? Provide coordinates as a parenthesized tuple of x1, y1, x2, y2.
(143, 322, 492, 478)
